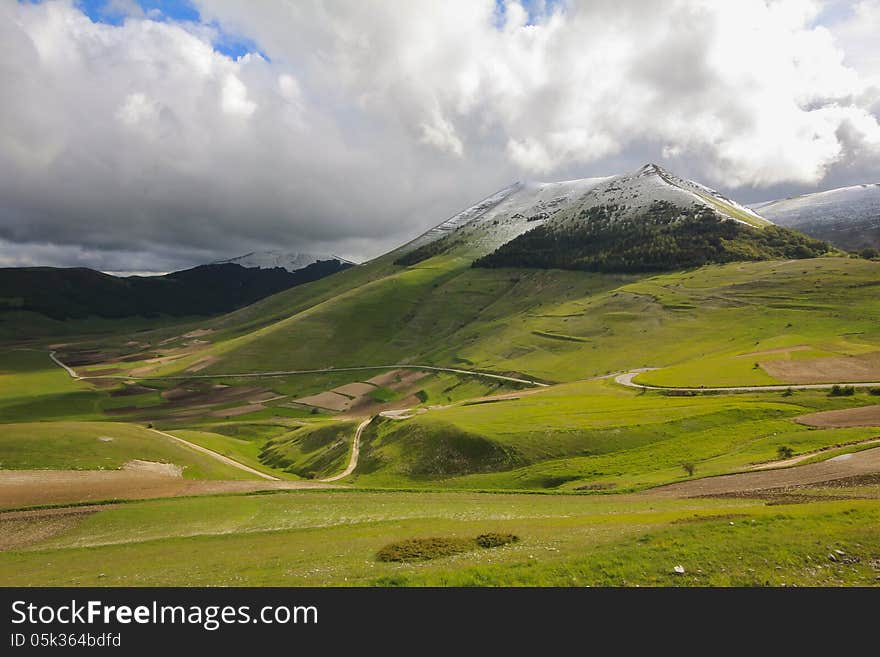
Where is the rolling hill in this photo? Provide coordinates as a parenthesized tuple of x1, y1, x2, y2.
(754, 183, 880, 252)
(0, 259, 352, 320)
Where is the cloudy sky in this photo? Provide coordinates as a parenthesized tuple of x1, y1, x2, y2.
(2, 0, 879, 272)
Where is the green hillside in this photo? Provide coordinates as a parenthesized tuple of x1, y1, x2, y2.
(474, 202, 829, 272)
(352, 380, 880, 490)
(94, 255, 880, 390)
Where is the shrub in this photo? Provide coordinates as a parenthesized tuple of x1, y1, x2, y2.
(376, 537, 474, 562)
(475, 533, 519, 548)
(376, 533, 521, 562)
(777, 445, 795, 459)
(414, 389, 429, 403)
(782, 387, 794, 397)
(681, 462, 695, 477)
(829, 385, 855, 397)
(869, 388, 880, 396)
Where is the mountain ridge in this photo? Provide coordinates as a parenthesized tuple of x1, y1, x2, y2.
(753, 183, 880, 251)
(214, 250, 357, 272)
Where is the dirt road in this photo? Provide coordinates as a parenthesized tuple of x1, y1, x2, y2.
(644, 446, 880, 498)
(48, 351, 548, 388)
(147, 428, 278, 481)
(320, 417, 372, 482)
(0, 470, 335, 510)
(614, 370, 880, 393)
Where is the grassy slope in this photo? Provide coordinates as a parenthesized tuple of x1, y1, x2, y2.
(126, 256, 880, 389)
(0, 349, 108, 422)
(1, 490, 877, 586)
(352, 381, 880, 490)
(0, 421, 257, 479)
(256, 420, 358, 479)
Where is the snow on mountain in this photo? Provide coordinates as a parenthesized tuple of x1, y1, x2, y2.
(392, 163, 775, 264)
(548, 163, 771, 230)
(393, 176, 614, 259)
(752, 184, 880, 251)
(214, 251, 357, 273)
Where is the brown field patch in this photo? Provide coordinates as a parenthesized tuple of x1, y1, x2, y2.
(292, 391, 351, 411)
(210, 404, 266, 418)
(0, 507, 100, 550)
(0, 470, 337, 510)
(760, 351, 880, 383)
(796, 405, 880, 428)
(365, 369, 428, 389)
(159, 383, 265, 408)
(108, 383, 272, 420)
(644, 446, 880, 498)
(128, 365, 158, 377)
(388, 370, 430, 390)
(60, 351, 115, 366)
(110, 384, 155, 397)
(186, 355, 219, 372)
(182, 328, 214, 339)
(364, 370, 404, 387)
(330, 382, 378, 398)
(123, 460, 184, 477)
(82, 367, 123, 376)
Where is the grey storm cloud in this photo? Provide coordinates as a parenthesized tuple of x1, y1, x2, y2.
(1, 0, 879, 271)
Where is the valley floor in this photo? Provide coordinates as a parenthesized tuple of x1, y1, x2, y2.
(2, 256, 880, 586)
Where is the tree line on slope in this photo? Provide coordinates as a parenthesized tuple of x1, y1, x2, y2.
(473, 201, 831, 273)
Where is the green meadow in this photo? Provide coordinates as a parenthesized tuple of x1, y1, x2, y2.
(0, 421, 257, 480)
(1, 491, 878, 586)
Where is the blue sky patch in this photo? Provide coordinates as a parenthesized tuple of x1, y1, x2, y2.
(20, 0, 263, 60)
(494, 0, 564, 28)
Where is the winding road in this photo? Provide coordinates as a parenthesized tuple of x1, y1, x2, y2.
(614, 369, 880, 393)
(45, 350, 880, 486)
(147, 428, 279, 481)
(47, 351, 548, 388)
(320, 417, 373, 482)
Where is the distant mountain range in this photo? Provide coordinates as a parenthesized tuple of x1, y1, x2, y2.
(752, 184, 880, 251)
(0, 259, 353, 320)
(5, 166, 877, 323)
(214, 251, 356, 272)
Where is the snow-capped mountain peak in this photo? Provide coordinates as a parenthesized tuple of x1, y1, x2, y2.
(546, 163, 772, 231)
(214, 251, 356, 273)
(753, 184, 880, 250)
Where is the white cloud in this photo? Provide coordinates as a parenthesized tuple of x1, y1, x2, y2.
(0, 0, 879, 270)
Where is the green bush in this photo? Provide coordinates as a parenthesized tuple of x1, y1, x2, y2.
(376, 537, 476, 562)
(829, 385, 855, 397)
(475, 533, 519, 548)
(376, 533, 521, 562)
(777, 445, 794, 459)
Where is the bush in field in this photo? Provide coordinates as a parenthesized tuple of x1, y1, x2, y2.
(475, 533, 519, 548)
(830, 385, 855, 397)
(681, 462, 696, 477)
(376, 537, 474, 562)
(777, 445, 794, 459)
(377, 533, 521, 562)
